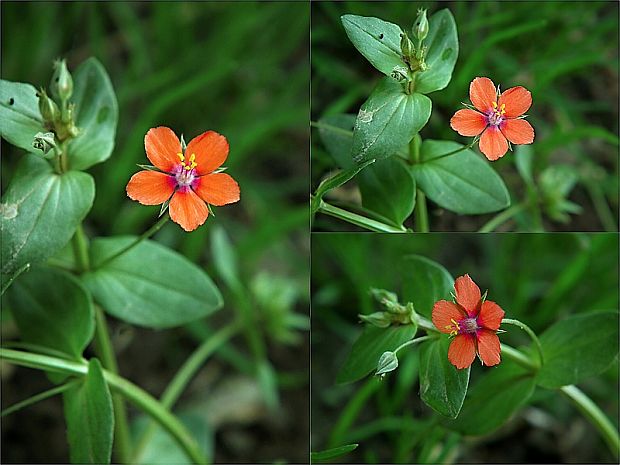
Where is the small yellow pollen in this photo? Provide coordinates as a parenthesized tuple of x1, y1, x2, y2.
(500, 103, 506, 115)
(492, 101, 497, 109)
(178, 152, 198, 171)
(445, 318, 460, 337)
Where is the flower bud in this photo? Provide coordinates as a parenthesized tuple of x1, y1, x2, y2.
(32, 132, 56, 154)
(400, 32, 415, 59)
(50, 59, 73, 102)
(413, 8, 429, 42)
(38, 88, 60, 123)
(376, 351, 399, 377)
(370, 288, 399, 307)
(359, 312, 391, 328)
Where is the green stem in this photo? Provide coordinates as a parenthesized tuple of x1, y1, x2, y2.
(500, 343, 538, 371)
(410, 134, 429, 232)
(0, 349, 207, 465)
(71, 224, 90, 272)
(394, 335, 434, 355)
(1, 379, 79, 417)
(415, 189, 429, 232)
(560, 385, 620, 459)
(95, 215, 169, 270)
(93, 306, 132, 463)
(328, 377, 381, 448)
(317, 200, 408, 233)
(501, 318, 544, 367)
(132, 321, 241, 463)
(72, 221, 132, 462)
(478, 203, 526, 232)
(421, 140, 477, 163)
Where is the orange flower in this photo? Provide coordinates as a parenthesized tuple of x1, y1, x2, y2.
(450, 77, 534, 161)
(127, 127, 240, 232)
(432, 274, 505, 370)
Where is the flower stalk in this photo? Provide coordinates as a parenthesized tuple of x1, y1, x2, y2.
(501, 318, 544, 367)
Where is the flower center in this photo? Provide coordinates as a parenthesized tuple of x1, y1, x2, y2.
(460, 317, 479, 334)
(175, 152, 198, 187)
(487, 101, 506, 126)
(446, 317, 479, 336)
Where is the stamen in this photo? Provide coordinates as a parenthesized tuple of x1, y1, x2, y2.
(446, 318, 460, 337)
(178, 152, 198, 171)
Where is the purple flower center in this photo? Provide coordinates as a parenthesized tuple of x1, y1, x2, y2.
(175, 165, 196, 187)
(486, 101, 506, 127)
(460, 317, 479, 334)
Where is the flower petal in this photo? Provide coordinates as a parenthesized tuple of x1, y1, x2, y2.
(498, 86, 532, 118)
(126, 171, 175, 205)
(450, 109, 487, 137)
(448, 334, 477, 370)
(145, 127, 182, 173)
(185, 131, 229, 175)
(454, 274, 481, 315)
(469, 77, 497, 113)
(193, 173, 240, 206)
(432, 300, 467, 334)
(476, 329, 501, 366)
(477, 300, 505, 331)
(169, 189, 209, 232)
(479, 126, 508, 161)
(501, 118, 535, 145)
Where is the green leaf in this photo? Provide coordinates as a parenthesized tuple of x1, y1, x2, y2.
(537, 312, 619, 389)
(311, 444, 359, 463)
(6, 266, 94, 359)
(419, 337, 470, 418)
(210, 225, 241, 291)
(67, 58, 118, 170)
(445, 359, 536, 435)
(1, 154, 95, 275)
(63, 358, 114, 464)
(412, 140, 510, 214)
(341, 15, 405, 77)
(81, 237, 223, 328)
(539, 164, 582, 223)
(312, 159, 376, 213)
(337, 324, 416, 384)
(316, 114, 415, 225)
(317, 114, 356, 169)
(358, 157, 416, 226)
(352, 77, 431, 163)
(0, 79, 45, 153)
(515, 144, 535, 186)
(133, 411, 212, 465)
(401, 255, 454, 318)
(257, 359, 280, 410)
(414, 9, 459, 94)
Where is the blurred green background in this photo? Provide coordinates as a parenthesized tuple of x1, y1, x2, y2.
(312, 233, 619, 463)
(311, 1, 619, 232)
(1, 2, 309, 463)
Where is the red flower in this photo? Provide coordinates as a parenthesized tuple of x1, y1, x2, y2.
(432, 274, 505, 370)
(126, 127, 240, 232)
(450, 77, 534, 161)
